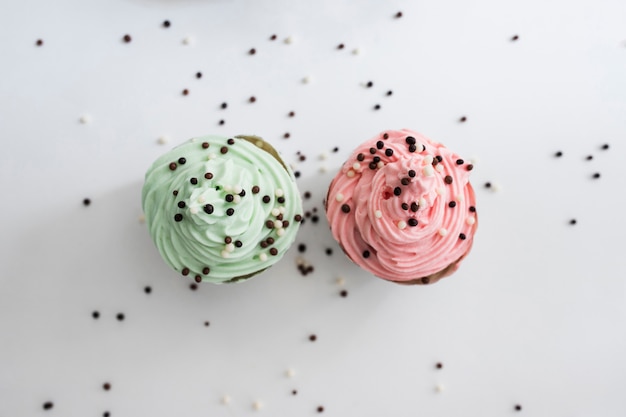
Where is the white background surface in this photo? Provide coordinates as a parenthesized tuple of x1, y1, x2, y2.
(1, 0, 626, 416)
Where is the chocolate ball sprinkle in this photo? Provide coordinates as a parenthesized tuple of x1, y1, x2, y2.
(383, 133, 389, 139)
(294, 214, 303, 222)
(266, 220, 274, 229)
(456, 159, 464, 165)
(43, 402, 53, 410)
(260, 241, 268, 248)
(408, 218, 418, 227)
(421, 277, 430, 284)
(203, 204, 214, 214)
(226, 208, 234, 216)
(174, 214, 183, 222)
(270, 248, 278, 256)
(459, 233, 466, 240)
(227, 138, 235, 145)
(444, 176, 453, 184)
(190, 177, 198, 185)
(408, 169, 416, 177)
(177, 201, 186, 208)
(373, 156, 381, 163)
(252, 185, 260, 194)
(401, 203, 409, 210)
(225, 194, 234, 202)
(190, 283, 198, 290)
(169, 162, 177, 170)
(202, 142, 209, 148)
(448, 201, 457, 208)
(376, 141, 384, 149)
(466, 164, 474, 171)
(369, 162, 377, 170)
(298, 243, 306, 252)
(220, 146, 228, 154)
(224, 236, 232, 244)
(262, 195, 271, 203)
(469, 206, 476, 212)
(283, 220, 289, 228)
(401, 178, 410, 186)
(341, 204, 350, 213)
(204, 172, 213, 179)
(194, 276, 202, 283)
(277, 196, 285, 204)
(182, 267, 190, 276)
(123, 34, 132, 43)
(239, 189, 246, 197)
(369, 147, 377, 154)
(163, 20, 171, 28)
(363, 250, 370, 258)
(235, 240, 242, 247)
(408, 144, 417, 153)
(406, 136, 416, 145)
(410, 202, 419, 212)
(178, 157, 186, 164)
(357, 153, 365, 161)
(385, 148, 394, 157)
(393, 187, 402, 196)
(173, 190, 178, 196)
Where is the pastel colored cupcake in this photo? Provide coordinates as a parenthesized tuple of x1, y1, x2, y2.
(142, 134, 303, 284)
(325, 129, 477, 285)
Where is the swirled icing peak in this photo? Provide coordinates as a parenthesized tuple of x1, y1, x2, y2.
(325, 129, 477, 284)
(142, 135, 303, 284)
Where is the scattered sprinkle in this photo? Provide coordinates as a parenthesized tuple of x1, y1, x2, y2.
(122, 34, 132, 43)
(592, 172, 601, 179)
(116, 313, 125, 321)
(601, 143, 610, 150)
(221, 395, 231, 405)
(395, 11, 403, 18)
(182, 35, 195, 45)
(284, 36, 294, 44)
(43, 402, 54, 410)
(569, 219, 577, 225)
(286, 368, 296, 378)
(79, 114, 92, 124)
(252, 400, 263, 410)
(83, 198, 91, 206)
(459, 116, 467, 123)
(36, 39, 44, 46)
(309, 334, 317, 341)
(514, 404, 522, 411)
(511, 34, 519, 41)
(554, 151, 563, 157)
(162, 20, 171, 28)
(435, 384, 445, 393)
(249, 48, 256, 55)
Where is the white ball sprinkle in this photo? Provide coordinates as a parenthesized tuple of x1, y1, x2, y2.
(374, 210, 382, 218)
(256, 140, 264, 148)
(277, 228, 285, 236)
(138, 214, 145, 223)
(424, 155, 434, 165)
(439, 228, 448, 237)
(302, 76, 311, 84)
(225, 243, 235, 252)
(398, 221, 407, 230)
(456, 194, 464, 202)
(284, 36, 294, 44)
(221, 250, 230, 258)
(352, 47, 361, 55)
(182, 35, 195, 45)
(352, 162, 361, 171)
(285, 368, 296, 377)
(189, 207, 198, 214)
(259, 253, 268, 262)
(274, 220, 283, 229)
(271, 208, 281, 216)
(335, 193, 344, 202)
(198, 196, 205, 204)
(157, 136, 169, 145)
(336, 276, 346, 286)
(415, 142, 423, 152)
(346, 170, 355, 178)
(233, 185, 243, 194)
(435, 384, 445, 393)
(491, 182, 501, 192)
(221, 395, 231, 405)
(252, 401, 263, 411)
(319, 165, 328, 173)
(419, 197, 426, 208)
(275, 188, 284, 197)
(377, 161, 384, 169)
(233, 195, 241, 204)
(79, 114, 92, 124)
(435, 164, 444, 172)
(423, 165, 434, 177)
(208, 153, 217, 160)
(466, 216, 476, 225)
(436, 187, 445, 196)
(279, 206, 286, 214)
(319, 152, 328, 160)
(224, 185, 233, 192)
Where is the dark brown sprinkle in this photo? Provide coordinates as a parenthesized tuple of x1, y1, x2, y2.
(386, 90, 393, 96)
(173, 190, 178, 196)
(116, 313, 124, 321)
(190, 177, 198, 185)
(292, 390, 298, 395)
(469, 206, 476, 212)
(283, 220, 289, 228)
(408, 144, 417, 153)
(294, 214, 303, 222)
(225, 194, 234, 202)
(325, 248, 333, 255)
(304, 191, 312, 199)
(435, 362, 443, 369)
(219, 119, 225, 125)
(182, 267, 190, 276)
(333, 147, 339, 152)
(601, 143, 609, 150)
(385, 148, 394, 157)
(456, 159, 464, 165)
(194, 275, 202, 283)
(260, 241, 268, 248)
(366, 81, 373, 88)
(369, 162, 377, 170)
(284, 132, 291, 139)
(317, 406, 325, 413)
(226, 208, 234, 216)
(448, 201, 457, 208)
(251, 185, 260, 194)
(266, 220, 274, 229)
(514, 404, 522, 411)
(239, 189, 246, 197)
(373, 156, 381, 163)
(341, 204, 350, 213)
(401, 178, 410, 186)
(459, 116, 467, 122)
(204, 172, 213, 180)
(340, 290, 348, 297)
(592, 172, 601, 179)
(554, 151, 563, 157)
(177, 201, 186, 208)
(408, 169, 416, 177)
(309, 334, 317, 341)
(162, 20, 171, 28)
(249, 48, 256, 55)
(270, 34, 277, 40)
(174, 213, 183, 222)
(204, 321, 210, 327)
(362, 250, 370, 258)
(312, 207, 318, 213)
(123, 34, 132, 43)
(405, 136, 416, 145)
(288, 111, 295, 117)
(83, 198, 91, 206)
(421, 277, 429, 284)
(182, 89, 189, 96)
(196, 72, 202, 79)
(203, 204, 214, 214)
(262, 195, 271, 203)
(178, 157, 187, 165)
(36, 39, 44, 46)
(393, 187, 402, 196)
(224, 236, 232, 244)
(374, 104, 381, 110)
(201, 267, 210, 276)
(395, 11, 403, 18)
(249, 96, 257, 103)
(220, 102, 228, 110)
(266, 237, 275, 244)
(401, 203, 409, 210)
(299, 155, 306, 162)
(511, 35, 519, 41)
(369, 147, 377, 154)
(431, 158, 439, 166)
(357, 153, 365, 161)
(269, 248, 278, 256)
(298, 243, 306, 252)
(408, 218, 418, 227)
(382, 133, 389, 140)
(311, 215, 319, 223)
(144, 286, 151, 294)
(586, 155, 593, 161)
(484, 182, 492, 188)
(459, 233, 466, 240)
(466, 164, 474, 171)
(277, 196, 285, 204)
(190, 283, 198, 290)
(410, 202, 419, 212)
(43, 402, 53, 410)
(92, 311, 100, 319)
(569, 219, 577, 225)
(104, 412, 110, 417)
(436, 155, 443, 162)
(337, 43, 345, 49)
(444, 175, 453, 184)
(227, 138, 235, 145)
(169, 162, 177, 170)
(202, 142, 209, 148)
(220, 146, 228, 154)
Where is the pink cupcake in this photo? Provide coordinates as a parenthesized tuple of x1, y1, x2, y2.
(325, 129, 477, 285)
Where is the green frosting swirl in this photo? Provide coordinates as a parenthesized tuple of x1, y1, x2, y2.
(142, 135, 302, 283)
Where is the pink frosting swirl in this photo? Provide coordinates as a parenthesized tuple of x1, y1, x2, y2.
(325, 129, 477, 283)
